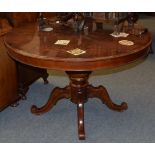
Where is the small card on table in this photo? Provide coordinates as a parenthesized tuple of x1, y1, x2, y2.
(118, 40, 134, 46)
(67, 48, 86, 56)
(54, 40, 70, 45)
(110, 32, 129, 38)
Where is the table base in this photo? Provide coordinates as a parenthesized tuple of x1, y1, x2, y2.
(31, 71, 128, 140)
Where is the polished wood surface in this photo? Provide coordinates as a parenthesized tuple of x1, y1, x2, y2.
(4, 23, 152, 140)
(4, 23, 152, 71)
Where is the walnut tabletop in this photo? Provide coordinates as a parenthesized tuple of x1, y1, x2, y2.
(4, 23, 152, 71)
(4, 23, 152, 140)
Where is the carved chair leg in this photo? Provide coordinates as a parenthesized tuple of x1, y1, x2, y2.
(18, 86, 29, 100)
(10, 102, 20, 107)
(88, 85, 128, 112)
(43, 78, 49, 84)
(19, 93, 27, 100)
(31, 86, 71, 115)
(149, 44, 154, 54)
(42, 71, 49, 84)
(77, 102, 85, 140)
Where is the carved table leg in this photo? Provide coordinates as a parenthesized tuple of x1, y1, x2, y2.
(31, 70, 128, 140)
(31, 86, 70, 115)
(66, 71, 92, 140)
(88, 85, 128, 112)
(77, 103, 85, 140)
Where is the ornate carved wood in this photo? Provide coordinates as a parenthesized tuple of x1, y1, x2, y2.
(31, 71, 128, 139)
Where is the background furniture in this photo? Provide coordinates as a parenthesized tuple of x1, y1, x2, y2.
(17, 62, 48, 99)
(0, 36, 19, 110)
(0, 18, 18, 110)
(0, 13, 50, 111)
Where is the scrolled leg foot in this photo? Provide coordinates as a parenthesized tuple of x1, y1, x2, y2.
(31, 86, 71, 115)
(31, 105, 39, 114)
(88, 85, 128, 112)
